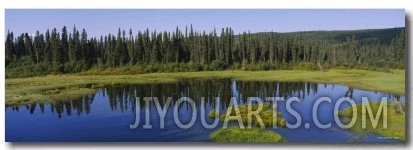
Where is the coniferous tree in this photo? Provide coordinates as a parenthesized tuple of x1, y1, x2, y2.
(5, 31, 15, 66)
(50, 28, 61, 65)
(33, 31, 44, 63)
(61, 26, 69, 63)
(5, 26, 406, 77)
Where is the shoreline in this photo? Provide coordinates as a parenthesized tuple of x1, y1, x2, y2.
(5, 69, 405, 107)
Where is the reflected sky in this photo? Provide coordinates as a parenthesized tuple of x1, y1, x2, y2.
(5, 79, 405, 142)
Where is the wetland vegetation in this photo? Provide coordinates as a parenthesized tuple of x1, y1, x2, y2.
(338, 102, 406, 141)
(6, 79, 405, 142)
(5, 24, 405, 142)
(5, 69, 405, 107)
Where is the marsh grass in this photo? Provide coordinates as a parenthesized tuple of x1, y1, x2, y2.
(5, 86, 97, 107)
(208, 110, 219, 119)
(5, 69, 404, 107)
(217, 103, 287, 128)
(210, 127, 286, 142)
(209, 103, 287, 142)
(337, 102, 405, 141)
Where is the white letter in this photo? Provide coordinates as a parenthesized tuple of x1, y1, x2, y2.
(267, 97, 284, 128)
(286, 97, 301, 129)
(174, 97, 197, 129)
(362, 97, 387, 129)
(143, 97, 152, 129)
(223, 97, 244, 129)
(334, 97, 357, 129)
(313, 97, 331, 129)
(247, 97, 264, 129)
(130, 97, 140, 129)
(200, 97, 220, 129)
(153, 97, 172, 129)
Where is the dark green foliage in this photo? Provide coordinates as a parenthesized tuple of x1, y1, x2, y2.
(5, 26, 405, 78)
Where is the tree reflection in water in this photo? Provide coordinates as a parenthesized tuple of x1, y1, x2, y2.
(7, 79, 403, 119)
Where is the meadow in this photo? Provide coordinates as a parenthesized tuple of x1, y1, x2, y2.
(5, 69, 405, 107)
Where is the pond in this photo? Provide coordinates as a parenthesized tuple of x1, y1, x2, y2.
(5, 79, 405, 142)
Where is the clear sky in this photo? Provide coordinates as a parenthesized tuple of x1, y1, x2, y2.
(5, 9, 405, 37)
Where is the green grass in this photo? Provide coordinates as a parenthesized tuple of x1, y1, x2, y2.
(210, 127, 286, 142)
(337, 102, 405, 141)
(208, 110, 219, 119)
(209, 103, 287, 142)
(5, 69, 405, 106)
(217, 103, 287, 128)
(5, 74, 178, 106)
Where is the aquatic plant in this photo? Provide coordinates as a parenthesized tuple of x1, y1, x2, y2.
(208, 110, 219, 119)
(209, 103, 287, 142)
(210, 127, 286, 142)
(217, 103, 287, 128)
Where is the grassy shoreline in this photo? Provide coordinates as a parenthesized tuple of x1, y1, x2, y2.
(338, 102, 406, 141)
(5, 69, 405, 106)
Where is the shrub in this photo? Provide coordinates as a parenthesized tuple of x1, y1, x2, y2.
(292, 62, 317, 71)
(187, 61, 203, 71)
(210, 60, 227, 70)
(144, 64, 159, 73)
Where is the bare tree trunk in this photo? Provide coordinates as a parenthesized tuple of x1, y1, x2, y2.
(317, 61, 324, 71)
(332, 46, 336, 66)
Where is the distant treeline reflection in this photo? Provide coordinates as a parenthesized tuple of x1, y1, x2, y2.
(7, 79, 401, 118)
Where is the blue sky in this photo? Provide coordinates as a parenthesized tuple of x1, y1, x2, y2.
(5, 9, 405, 37)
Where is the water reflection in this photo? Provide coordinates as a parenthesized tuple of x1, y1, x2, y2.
(5, 79, 405, 142)
(7, 79, 404, 119)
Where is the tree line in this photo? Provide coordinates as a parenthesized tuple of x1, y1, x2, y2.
(5, 25, 405, 78)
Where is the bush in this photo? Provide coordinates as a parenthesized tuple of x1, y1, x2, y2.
(126, 65, 145, 74)
(144, 64, 159, 73)
(63, 62, 86, 73)
(257, 62, 271, 70)
(230, 62, 242, 70)
(210, 60, 228, 70)
(187, 61, 203, 71)
(292, 62, 317, 71)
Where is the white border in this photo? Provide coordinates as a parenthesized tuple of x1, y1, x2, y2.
(1, 0, 412, 150)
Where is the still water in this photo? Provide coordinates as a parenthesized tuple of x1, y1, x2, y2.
(5, 79, 405, 142)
